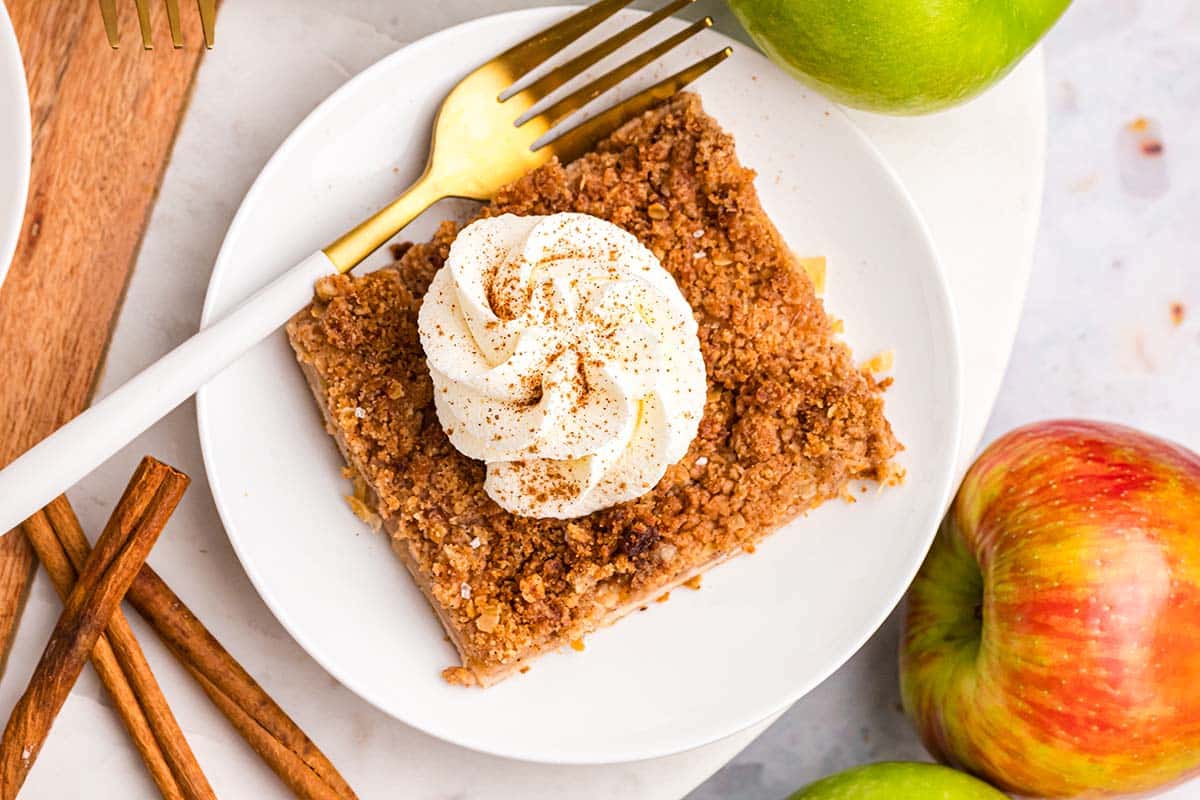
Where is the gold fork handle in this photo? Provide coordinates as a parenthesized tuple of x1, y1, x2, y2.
(323, 170, 447, 273)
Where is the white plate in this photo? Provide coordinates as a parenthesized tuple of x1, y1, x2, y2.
(198, 7, 961, 764)
(0, 2, 31, 287)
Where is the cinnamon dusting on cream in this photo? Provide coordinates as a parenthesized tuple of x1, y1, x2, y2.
(418, 213, 706, 519)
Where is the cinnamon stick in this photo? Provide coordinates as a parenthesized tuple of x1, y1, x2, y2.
(45, 497, 356, 799)
(0, 458, 188, 798)
(191, 670, 343, 800)
(40, 496, 216, 800)
(127, 567, 358, 800)
(20, 510, 186, 800)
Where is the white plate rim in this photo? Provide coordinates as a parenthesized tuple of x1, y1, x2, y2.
(0, 1, 31, 288)
(197, 6, 963, 764)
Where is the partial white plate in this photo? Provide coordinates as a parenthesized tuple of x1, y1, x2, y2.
(197, 7, 961, 765)
(0, 1, 31, 288)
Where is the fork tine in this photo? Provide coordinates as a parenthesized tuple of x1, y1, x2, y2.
(513, 0, 694, 103)
(539, 47, 731, 164)
(522, 17, 712, 130)
(494, 0, 635, 86)
(133, 0, 153, 49)
(197, 0, 216, 48)
(165, 0, 184, 47)
(99, 0, 120, 48)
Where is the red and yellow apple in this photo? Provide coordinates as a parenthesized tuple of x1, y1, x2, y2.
(901, 420, 1200, 797)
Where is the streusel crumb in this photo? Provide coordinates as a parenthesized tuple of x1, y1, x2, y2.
(287, 93, 900, 686)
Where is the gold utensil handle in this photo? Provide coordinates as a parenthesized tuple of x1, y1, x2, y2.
(323, 172, 447, 273)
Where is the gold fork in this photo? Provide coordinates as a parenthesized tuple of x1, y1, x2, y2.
(99, 0, 217, 50)
(0, 0, 730, 533)
(326, 0, 723, 269)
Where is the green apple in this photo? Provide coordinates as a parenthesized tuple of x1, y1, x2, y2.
(789, 762, 1006, 799)
(727, 0, 1072, 114)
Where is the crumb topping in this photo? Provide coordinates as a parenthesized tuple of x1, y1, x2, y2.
(287, 93, 900, 685)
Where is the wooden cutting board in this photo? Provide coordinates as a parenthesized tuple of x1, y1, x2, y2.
(0, 2, 210, 675)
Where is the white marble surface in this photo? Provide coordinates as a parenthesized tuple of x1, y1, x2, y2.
(692, 1, 1200, 798)
(0, 0, 1057, 797)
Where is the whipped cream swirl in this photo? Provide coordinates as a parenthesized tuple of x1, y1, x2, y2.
(418, 213, 706, 519)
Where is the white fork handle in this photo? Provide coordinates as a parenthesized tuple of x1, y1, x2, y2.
(0, 251, 337, 534)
